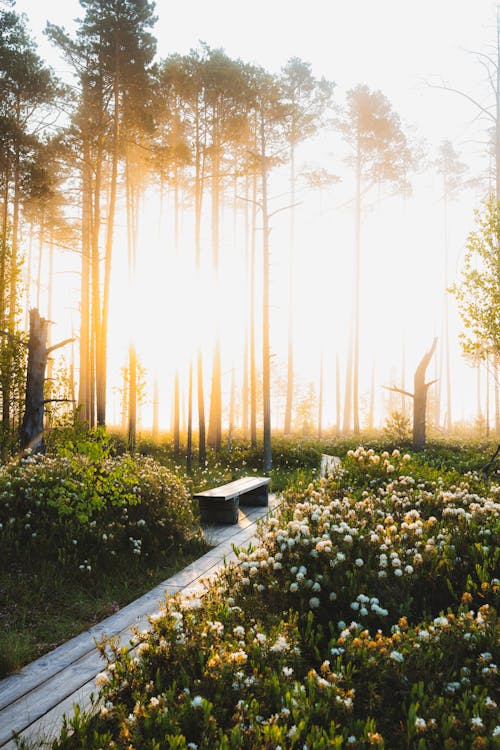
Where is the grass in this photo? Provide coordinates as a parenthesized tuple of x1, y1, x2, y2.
(0, 539, 208, 679)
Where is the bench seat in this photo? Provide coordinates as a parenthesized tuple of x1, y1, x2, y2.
(194, 476, 271, 524)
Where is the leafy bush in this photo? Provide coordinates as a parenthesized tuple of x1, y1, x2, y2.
(0, 452, 201, 572)
(46, 446, 499, 749)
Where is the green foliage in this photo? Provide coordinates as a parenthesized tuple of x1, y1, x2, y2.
(47, 445, 499, 749)
(0, 451, 202, 572)
(384, 410, 412, 442)
(450, 194, 500, 359)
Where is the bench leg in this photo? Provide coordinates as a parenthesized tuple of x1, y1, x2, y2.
(198, 497, 240, 524)
(239, 485, 269, 507)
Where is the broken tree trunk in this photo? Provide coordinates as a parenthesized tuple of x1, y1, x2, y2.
(20, 308, 74, 453)
(384, 337, 438, 450)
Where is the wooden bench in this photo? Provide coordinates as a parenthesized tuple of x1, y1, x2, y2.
(194, 476, 271, 525)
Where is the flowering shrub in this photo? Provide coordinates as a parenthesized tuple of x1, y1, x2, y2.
(42, 448, 500, 748)
(0, 453, 201, 571)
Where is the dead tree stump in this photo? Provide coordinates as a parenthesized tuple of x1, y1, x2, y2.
(20, 309, 75, 453)
(384, 337, 438, 450)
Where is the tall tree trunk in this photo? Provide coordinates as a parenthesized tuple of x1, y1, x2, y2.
(125, 153, 138, 452)
(97, 71, 120, 427)
(486, 355, 491, 439)
(152, 378, 159, 442)
(78, 147, 92, 423)
(335, 353, 341, 437)
(261, 117, 272, 473)
(91, 138, 103, 429)
(227, 365, 235, 451)
(173, 370, 180, 456)
(207, 145, 221, 449)
(250, 171, 257, 447)
(343, 329, 353, 433)
(352, 139, 361, 434)
(186, 361, 193, 471)
(368, 359, 375, 431)
(208, 339, 222, 450)
(318, 352, 323, 439)
(242, 176, 250, 439)
(284, 143, 295, 434)
(128, 344, 137, 452)
(0, 160, 9, 330)
(197, 351, 206, 465)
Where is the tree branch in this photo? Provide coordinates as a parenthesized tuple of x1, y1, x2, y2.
(269, 201, 302, 218)
(427, 80, 496, 122)
(424, 378, 439, 390)
(382, 385, 414, 399)
(46, 337, 76, 355)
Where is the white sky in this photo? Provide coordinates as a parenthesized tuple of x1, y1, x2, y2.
(11, 0, 500, 431)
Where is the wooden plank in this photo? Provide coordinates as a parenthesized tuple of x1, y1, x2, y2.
(193, 476, 270, 500)
(0, 495, 280, 750)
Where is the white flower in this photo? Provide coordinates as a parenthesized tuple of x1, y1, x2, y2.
(355, 558, 364, 567)
(282, 666, 294, 677)
(329, 592, 337, 601)
(95, 671, 109, 686)
(471, 716, 484, 729)
(150, 696, 160, 708)
(270, 636, 289, 652)
(390, 650, 404, 663)
(290, 582, 299, 592)
(415, 717, 426, 731)
(309, 597, 320, 609)
(191, 695, 203, 708)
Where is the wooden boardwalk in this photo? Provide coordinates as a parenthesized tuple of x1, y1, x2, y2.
(0, 495, 279, 749)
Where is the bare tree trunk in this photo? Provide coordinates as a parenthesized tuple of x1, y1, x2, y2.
(335, 353, 341, 437)
(78, 148, 92, 424)
(208, 339, 222, 450)
(227, 365, 235, 451)
(207, 146, 222, 449)
(486, 355, 491, 439)
(187, 361, 193, 471)
(242, 176, 250, 439)
(284, 143, 295, 434)
(198, 351, 206, 465)
(173, 370, 180, 456)
(385, 338, 437, 450)
(368, 359, 375, 431)
(413, 338, 438, 450)
(250, 170, 257, 447)
(318, 352, 323, 439)
(128, 344, 137, 453)
(495, 355, 500, 437)
(352, 142, 361, 435)
(261, 118, 272, 473)
(152, 378, 159, 441)
(21, 309, 73, 452)
(97, 72, 120, 427)
(21, 309, 48, 452)
(343, 329, 353, 433)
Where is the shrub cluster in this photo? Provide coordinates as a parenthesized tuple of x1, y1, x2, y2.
(46, 446, 499, 749)
(0, 452, 201, 572)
